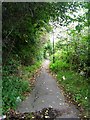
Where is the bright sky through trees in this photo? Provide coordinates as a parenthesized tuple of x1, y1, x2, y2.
(49, 6, 88, 44)
(2, 2, 89, 118)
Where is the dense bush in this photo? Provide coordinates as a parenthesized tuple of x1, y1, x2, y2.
(2, 57, 41, 114)
(2, 75, 30, 113)
(50, 60, 70, 72)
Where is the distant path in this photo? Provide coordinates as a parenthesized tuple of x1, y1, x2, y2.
(17, 60, 80, 118)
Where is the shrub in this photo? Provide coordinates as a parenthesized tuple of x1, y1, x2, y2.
(56, 70, 89, 116)
(50, 60, 69, 72)
(2, 75, 30, 114)
(2, 60, 41, 114)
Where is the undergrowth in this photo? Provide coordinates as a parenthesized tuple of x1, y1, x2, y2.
(50, 61, 89, 118)
(2, 58, 41, 114)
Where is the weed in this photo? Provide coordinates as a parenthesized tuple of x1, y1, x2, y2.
(50, 61, 89, 117)
(2, 59, 41, 114)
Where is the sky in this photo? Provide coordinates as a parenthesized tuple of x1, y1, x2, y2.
(49, 6, 87, 44)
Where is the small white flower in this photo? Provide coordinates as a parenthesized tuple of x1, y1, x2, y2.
(16, 96, 21, 103)
(80, 71, 84, 76)
(62, 76, 65, 80)
(0, 115, 6, 119)
(85, 97, 87, 100)
(45, 116, 50, 118)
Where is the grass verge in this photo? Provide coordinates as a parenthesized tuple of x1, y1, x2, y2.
(50, 63, 89, 118)
(2, 60, 42, 114)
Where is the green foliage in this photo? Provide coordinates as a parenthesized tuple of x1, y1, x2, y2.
(22, 61, 41, 80)
(44, 40, 52, 59)
(2, 72, 30, 114)
(2, 57, 41, 114)
(49, 5, 89, 116)
(56, 70, 89, 115)
(50, 60, 69, 72)
(2, 2, 79, 65)
(75, 24, 82, 33)
(2, 2, 90, 116)
(55, 27, 89, 77)
(3, 57, 20, 75)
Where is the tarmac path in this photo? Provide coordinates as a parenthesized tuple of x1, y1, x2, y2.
(17, 60, 80, 118)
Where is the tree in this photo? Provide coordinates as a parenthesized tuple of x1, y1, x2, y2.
(2, 2, 79, 65)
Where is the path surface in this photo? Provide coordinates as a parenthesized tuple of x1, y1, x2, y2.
(17, 60, 80, 118)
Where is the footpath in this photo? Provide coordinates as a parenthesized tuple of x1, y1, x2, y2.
(17, 60, 80, 118)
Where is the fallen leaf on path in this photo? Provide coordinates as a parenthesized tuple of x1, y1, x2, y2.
(42, 100, 44, 103)
(45, 115, 50, 118)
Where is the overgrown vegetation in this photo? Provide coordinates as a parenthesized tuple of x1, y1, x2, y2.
(50, 62, 89, 117)
(2, 56, 41, 114)
(2, 2, 77, 114)
(50, 2, 90, 117)
(2, 2, 90, 118)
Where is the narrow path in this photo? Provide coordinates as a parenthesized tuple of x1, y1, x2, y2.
(17, 60, 80, 118)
